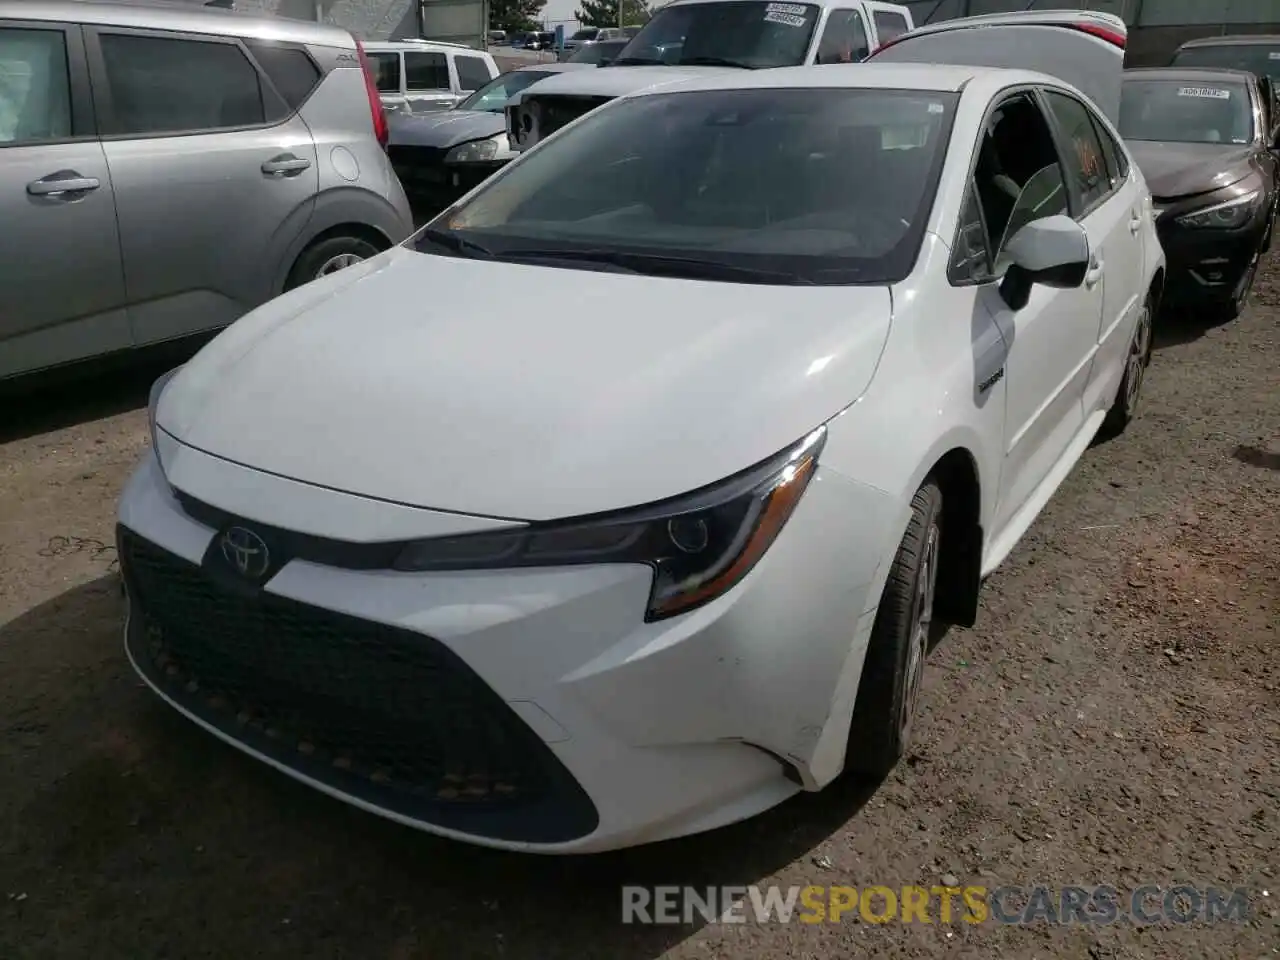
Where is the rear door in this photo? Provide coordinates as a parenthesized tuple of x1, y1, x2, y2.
(85, 25, 320, 346)
(869, 10, 1127, 126)
(1040, 85, 1145, 419)
(0, 19, 129, 379)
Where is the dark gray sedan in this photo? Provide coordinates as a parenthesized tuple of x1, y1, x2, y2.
(387, 64, 595, 214)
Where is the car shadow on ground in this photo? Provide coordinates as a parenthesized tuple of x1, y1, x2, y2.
(0, 575, 879, 959)
(0, 341, 208, 445)
(1152, 305, 1233, 350)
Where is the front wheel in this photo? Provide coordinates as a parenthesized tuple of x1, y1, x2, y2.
(844, 480, 943, 781)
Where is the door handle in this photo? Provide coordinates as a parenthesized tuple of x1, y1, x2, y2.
(1129, 213, 1142, 234)
(1085, 258, 1103, 289)
(27, 173, 100, 197)
(261, 155, 311, 177)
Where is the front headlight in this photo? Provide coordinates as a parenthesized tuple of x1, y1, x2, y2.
(393, 427, 827, 621)
(445, 135, 504, 164)
(1176, 189, 1260, 229)
(147, 366, 181, 452)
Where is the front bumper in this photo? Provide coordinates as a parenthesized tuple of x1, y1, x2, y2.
(117, 443, 894, 852)
(387, 145, 506, 215)
(1155, 210, 1267, 307)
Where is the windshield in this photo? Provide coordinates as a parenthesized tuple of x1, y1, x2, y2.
(414, 87, 956, 285)
(1172, 43, 1280, 81)
(570, 29, 599, 41)
(456, 70, 554, 112)
(612, 1, 819, 69)
(1120, 79, 1253, 144)
(569, 39, 629, 64)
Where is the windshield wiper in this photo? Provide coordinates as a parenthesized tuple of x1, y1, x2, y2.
(611, 56, 663, 65)
(678, 56, 758, 69)
(498, 249, 810, 284)
(416, 227, 494, 259)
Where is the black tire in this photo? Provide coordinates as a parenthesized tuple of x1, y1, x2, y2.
(1215, 249, 1261, 322)
(1099, 294, 1154, 440)
(844, 479, 943, 781)
(285, 235, 381, 291)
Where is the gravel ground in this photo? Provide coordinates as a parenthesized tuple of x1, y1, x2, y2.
(0, 260, 1276, 959)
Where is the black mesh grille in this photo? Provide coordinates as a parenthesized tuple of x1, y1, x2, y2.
(118, 526, 598, 843)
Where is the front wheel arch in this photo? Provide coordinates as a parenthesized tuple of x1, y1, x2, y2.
(929, 448, 983, 628)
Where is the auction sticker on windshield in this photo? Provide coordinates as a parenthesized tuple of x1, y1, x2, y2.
(1177, 87, 1231, 99)
(765, 11, 807, 26)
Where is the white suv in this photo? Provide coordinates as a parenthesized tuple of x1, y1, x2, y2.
(361, 40, 500, 114)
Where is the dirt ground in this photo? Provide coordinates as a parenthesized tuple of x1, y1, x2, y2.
(0, 261, 1277, 959)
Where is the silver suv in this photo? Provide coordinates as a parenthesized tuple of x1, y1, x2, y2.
(0, 0, 415, 381)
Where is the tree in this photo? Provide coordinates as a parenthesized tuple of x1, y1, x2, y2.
(576, 0, 650, 29)
(490, 0, 547, 32)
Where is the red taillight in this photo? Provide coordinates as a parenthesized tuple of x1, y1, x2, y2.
(1068, 21, 1126, 49)
(353, 38, 389, 150)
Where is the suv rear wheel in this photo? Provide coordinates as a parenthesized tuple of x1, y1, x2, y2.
(286, 235, 381, 290)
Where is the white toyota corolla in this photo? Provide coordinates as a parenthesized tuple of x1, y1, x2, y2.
(119, 12, 1163, 853)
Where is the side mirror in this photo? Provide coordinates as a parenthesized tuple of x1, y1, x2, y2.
(998, 215, 1090, 311)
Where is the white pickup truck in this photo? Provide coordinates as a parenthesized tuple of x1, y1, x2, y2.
(505, 0, 914, 153)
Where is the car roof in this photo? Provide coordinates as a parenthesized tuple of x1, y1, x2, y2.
(1124, 67, 1257, 84)
(1178, 34, 1280, 49)
(0, 0, 354, 46)
(364, 39, 483, 52)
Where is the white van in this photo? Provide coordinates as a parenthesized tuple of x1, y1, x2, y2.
(505, 0, 914, 152)
(362, 40, 500, 114)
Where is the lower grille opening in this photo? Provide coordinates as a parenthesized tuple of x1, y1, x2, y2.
(119, 526, 599, 844)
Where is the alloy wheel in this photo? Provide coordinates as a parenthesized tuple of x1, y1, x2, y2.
(317, 252, 365, 278)
(1124, 303, 1152, 414)
(899, 521, 940, 744)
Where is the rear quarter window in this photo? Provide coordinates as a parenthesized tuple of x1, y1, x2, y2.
(244, 40, 321, 111)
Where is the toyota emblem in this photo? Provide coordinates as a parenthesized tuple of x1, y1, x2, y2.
(220, 526, 270, 579)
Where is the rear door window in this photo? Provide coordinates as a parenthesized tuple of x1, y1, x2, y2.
(1042, 89, 1111, 213)
(454, 54, 492, 91)
(0, 26, 73, 143)
(366, 51, 401, 93)
(98, 32, 265, 136)
(404, 50, 448, 91)
(1088, 111, 1128, 190)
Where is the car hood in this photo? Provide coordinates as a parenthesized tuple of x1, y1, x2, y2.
(388, 108, 504, 148)
(1126, 140, 1254, 199)
(157, 248, 892, 521)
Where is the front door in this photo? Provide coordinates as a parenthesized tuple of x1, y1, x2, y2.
(972, 91, 1103, 537)
(85, 26, 319, 346)
(0, 21, 128, 379)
